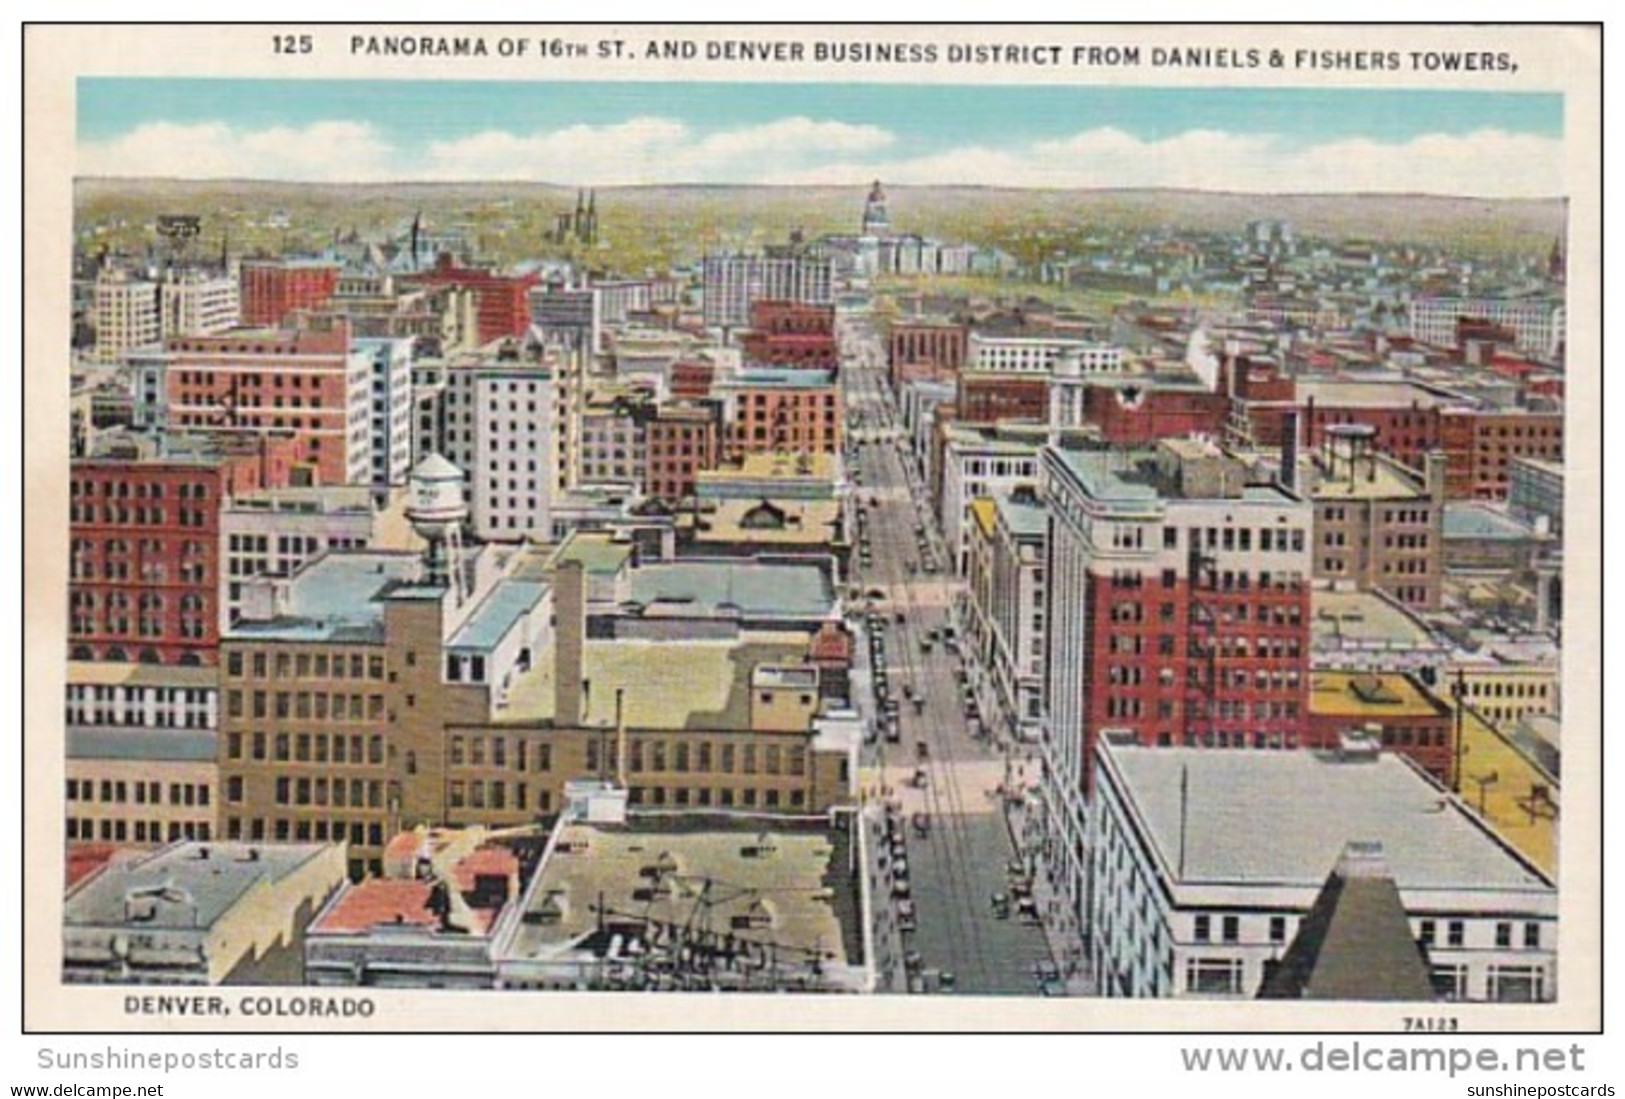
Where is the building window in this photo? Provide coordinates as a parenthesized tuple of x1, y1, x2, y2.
(1487, 965, 1545, 1003)
(1496, 922, 1513, 949)
(1431, 965, 1468, 1001)
(1193, 915, 1211, 943)
(1447, 920, 1466, 948)
(1524, 922, 1542, 950)
(1269, 916, 1287, 944)
(1184, 957, 1244, 995)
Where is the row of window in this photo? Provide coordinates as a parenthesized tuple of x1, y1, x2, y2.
(226, 731, 387, 765)
(226, 690, 385, 723)
(225, 650, 386, 682)
(67, 818, 210, 843)
(264, 776, 383, 809)
(225, 817, 386, 847)
(70, 480, 212, 500)
(627, 785, 806, 810)
(66, 779, 211, 807)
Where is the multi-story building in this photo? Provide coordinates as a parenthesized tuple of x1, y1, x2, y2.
(436, 359, 556, 541)
(528, 279, 602, 355)
(716, 368, 842, 460)
(966, 333, 1123, 376)
(740, 300, 838, 370)
(1298, 425, 1448, 611)
(1306, 671, 1456, 784)
(91, 268, 160, 365)
(579, 387, 653, 489)
(239, 258, 339, 327)
(1088, 737, 1555, 1001)
(644, 401, 722, 503)
(63, 841, 347, 985)
(164, 320, 373, 486)
(1442, 409, 1564, 501)
(69, 432, 303, 666)
(1409, 296, 1564, 357)
(594, 278, 654, 325)
(964, 494, 1049, 740)
(937, 424, 1042, 575)
(408, 256, 540, 346)
(887, 321, 967, 388)
(355, 336, 415, 488)
(220, 484, 419, 625)
(65, 727, 217, 847)
(218, 539, 856, 880)
(1039, 439, 1313, 912)
(956, 372, 1049, 426)
(64, 661, 217, 729)
(702, 252, 833, 330)
(160, 269, 240, 338)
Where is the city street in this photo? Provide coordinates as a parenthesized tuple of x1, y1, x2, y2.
(839, 311, 1057, 996)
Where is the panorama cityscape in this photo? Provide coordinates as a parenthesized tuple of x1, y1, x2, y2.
(59, 83, 1568, 1003)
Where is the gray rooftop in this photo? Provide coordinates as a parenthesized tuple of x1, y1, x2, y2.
(67, 727, 217, 763)
(448, 579, 546, 653)
(1048, 449, 1161, 503)
(228, 552, 422, 643)
(65, 843, 336, 931)
(1105, 746, 1551, 892)
(995, 496, 1050, 539)
(629, 560, 833, 621)
(1444, 504, 1537, 542)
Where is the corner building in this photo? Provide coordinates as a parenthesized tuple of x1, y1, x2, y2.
(1039, 439, 1313, 915)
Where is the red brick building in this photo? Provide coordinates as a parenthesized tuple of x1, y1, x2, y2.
(740, 300, 838, 370)
(1082, 380, 1229, 445)
(165, 320, 367, 487)
(888, 322, 967, 388)
(239, 259, 339, 327)
(1440, 409, 1564, 500)
(956, 373, 1048, 425)
(407, 255, 539, 346)
(1043, 441, 1315, 791)
(644, 402, 721, 502)
(720, 370, 843, 459)
(1307, 671, 1456, 785)
(670, 360, 716, 401)
(69, 434, 302, 666)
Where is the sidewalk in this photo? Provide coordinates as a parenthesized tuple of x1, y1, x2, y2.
(1002, 786, 1095, 997)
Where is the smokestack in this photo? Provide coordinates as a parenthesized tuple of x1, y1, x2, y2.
(614, 688, 628, 787)
(554, 561, 587, 726)
(1280, 409, 1299, 494)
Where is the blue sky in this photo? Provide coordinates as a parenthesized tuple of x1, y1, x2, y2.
(77, 79, 1566, 196)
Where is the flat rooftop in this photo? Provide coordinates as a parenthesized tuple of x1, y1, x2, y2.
(628, 560, 834, 621)
(503, 815, 857, 971)
(1295, 378, 1460, 410)
(65, 842, 336, 931)
(1458, 710, 1559, 878)
(996, 496, 1051, 539)
(503, 634, 810, 730)
(66, 662, 218, 690)
(695, 499, 841, 546)
(1308, 455, 1426, 501)
(1104, 746, 1551, 892)
(448, 578, 547, 653)
(1312, 591, 1438, 650)
(1444, 503, 1538, 542)
(227, 551, 423, 644)
(1309, 672, 1450, 720)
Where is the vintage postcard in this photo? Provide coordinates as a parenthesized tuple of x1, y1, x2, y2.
(22, 23, 1600, 1033)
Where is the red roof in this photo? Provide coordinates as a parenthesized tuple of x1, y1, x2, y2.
(452, 847, 519, 894)
(65, 844, 122, 889)
(312, 880, 437, 934)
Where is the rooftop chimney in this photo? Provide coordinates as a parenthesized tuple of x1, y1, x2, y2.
(554, 561, 587, 727)
(1281, 409, 1300, 494)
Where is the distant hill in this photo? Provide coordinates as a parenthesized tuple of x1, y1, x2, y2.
(74, 178, 1565, 270)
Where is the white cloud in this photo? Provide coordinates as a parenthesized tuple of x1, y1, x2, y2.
(78, 116, 1563, 198)
(769, 127, 1563, 198)
(422, 115, 895, 184)
(79, 120, 398, 182)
